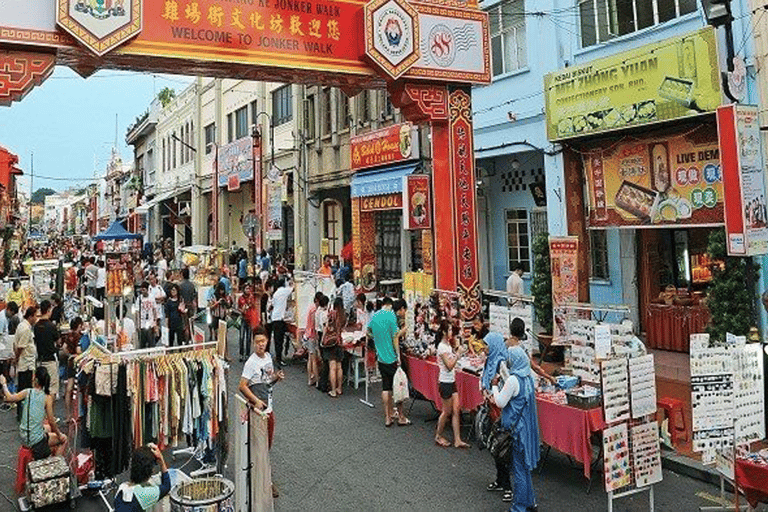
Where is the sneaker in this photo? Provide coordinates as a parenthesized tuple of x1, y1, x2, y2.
(487, 482, 504, 492)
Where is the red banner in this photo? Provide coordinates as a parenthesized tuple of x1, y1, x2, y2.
(549, 237, 579, 342)
(350, 123, 418, 171)
(404, 175, 431, 229)
(359, 193, 402, 212)
(448, 89, 480, 319)
(128, 0, 368, 75)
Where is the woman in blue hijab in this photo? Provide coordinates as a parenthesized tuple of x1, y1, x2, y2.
(492, 344, 540, 512)
(482, 333, 512, 502)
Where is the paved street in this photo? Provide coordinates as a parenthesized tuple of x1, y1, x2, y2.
(0, 328, 763, 511)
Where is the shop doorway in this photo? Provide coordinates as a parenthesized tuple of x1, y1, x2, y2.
(375, 210, 402, 283)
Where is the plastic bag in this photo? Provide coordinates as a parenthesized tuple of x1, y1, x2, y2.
(160, 326, 169, 347)
(392, 367, 409, 404)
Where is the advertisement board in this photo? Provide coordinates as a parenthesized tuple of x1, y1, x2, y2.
(544, 27, 721, 141)
(403, 174, 431, 229)
(717, 104, 768, 256)
(217, 136, 255, 188)
(351, 123, 418, 171)
(549, 237, 579, 343)
(584, 125, 724, 228)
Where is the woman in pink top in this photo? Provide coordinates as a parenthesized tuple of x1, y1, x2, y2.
(303, 292, 323, 386)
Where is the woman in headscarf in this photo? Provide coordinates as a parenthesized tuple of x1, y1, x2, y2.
(482, 332, 512, 503)
(491, 344, 540, 512)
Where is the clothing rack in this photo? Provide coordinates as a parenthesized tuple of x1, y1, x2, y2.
(109, 341, 218, 360)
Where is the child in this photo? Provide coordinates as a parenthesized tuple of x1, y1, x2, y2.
(303, 292, 323, 386)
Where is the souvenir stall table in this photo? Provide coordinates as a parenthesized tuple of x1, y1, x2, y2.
(735, 455, 768, 509)
(404, 355, 485, 412)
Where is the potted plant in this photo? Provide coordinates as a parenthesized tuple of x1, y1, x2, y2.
(531, 232, 557, 358)
(705, 228, 759, 341)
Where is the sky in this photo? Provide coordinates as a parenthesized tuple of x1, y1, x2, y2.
(0, 66, 193, 195)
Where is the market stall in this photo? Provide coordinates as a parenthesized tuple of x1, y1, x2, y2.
(21, 259, 69, 303)
(405, 355, 484, 412)
(180, 245, 226, 308)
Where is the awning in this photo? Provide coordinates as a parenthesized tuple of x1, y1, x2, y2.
(143, 185, 192, 208)
(350, 162, 419, 198)
(134, 204, 150, 214)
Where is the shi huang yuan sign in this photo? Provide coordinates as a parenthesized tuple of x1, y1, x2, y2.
(543, 27, 721, 141)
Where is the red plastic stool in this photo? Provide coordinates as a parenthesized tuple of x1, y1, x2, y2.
(657, 397, 688, 447)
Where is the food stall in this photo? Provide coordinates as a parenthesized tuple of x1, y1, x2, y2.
(180, 245, 226, 307)
(22, 259, 69, 302)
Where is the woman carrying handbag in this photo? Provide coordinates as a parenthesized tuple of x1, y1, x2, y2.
(321, 297, 346, 398)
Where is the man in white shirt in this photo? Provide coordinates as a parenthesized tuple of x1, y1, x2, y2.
(270, 278, 293, 367)
(135, 282, 159, 348)
(338, 275, 355, 317)
(156, 251, 168, 283)
(95, 260, 107, 301)
(506, 262, 524, 302)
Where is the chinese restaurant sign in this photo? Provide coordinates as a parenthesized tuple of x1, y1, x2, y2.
(717, 104, 768, 256)
(584, 126, 724, 228)
(403, 174, 431, 229)
(351, 123, 418, 171)
(217, 136, 256, 188)
(544, 27, 721, 141)
(549, 237, 578, 343)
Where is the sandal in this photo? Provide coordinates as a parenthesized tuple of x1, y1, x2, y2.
(434, 437, 450, 447)
(397, 419, 412, 426)
(328, 391, 337, 398)
(454, 442, 471, 449)
(502, 490, 513, 503)
(487, 482, 504, 492)
(385, 420, 394, 428)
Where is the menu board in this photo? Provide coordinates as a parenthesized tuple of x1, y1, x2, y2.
(603, 423, 632, 491)
(601, 359, 631, 423)
(106, 253, 135, 297)
(629, 355, 657, 418)
(631, 421, 663, 487)
(690, 347, 735, 452)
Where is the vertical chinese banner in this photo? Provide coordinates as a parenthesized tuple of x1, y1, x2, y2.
(265, 166, 283, 241)
(448, 89, 480, 320)
(549, 236, 579, 342)
(422, 229, 434, 275)
(351, 197, 377, 291)
(588, 152, 608, 221)
(718, 104, 768, 256)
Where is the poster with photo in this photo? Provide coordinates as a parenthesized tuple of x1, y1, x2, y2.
(603, 423, 632, 491)
(549, 237, 579, 343)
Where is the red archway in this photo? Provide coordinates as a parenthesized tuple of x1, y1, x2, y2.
(0, 0, 489, 318)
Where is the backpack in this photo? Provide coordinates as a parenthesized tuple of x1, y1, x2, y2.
(321, 310, 341, 347)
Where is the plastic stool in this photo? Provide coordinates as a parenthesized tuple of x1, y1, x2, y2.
(347, 354, 366, 389)
(657, 397, 687, 447)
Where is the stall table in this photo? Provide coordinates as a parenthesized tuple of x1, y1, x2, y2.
(536, 394, 606, 480)
(735, 458, 768, 508)
(405, 355, 484, 412)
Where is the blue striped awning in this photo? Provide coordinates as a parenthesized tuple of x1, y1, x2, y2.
(350, 162, 419, 198)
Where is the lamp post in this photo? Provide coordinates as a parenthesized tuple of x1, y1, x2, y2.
(251, 112, 274, 252)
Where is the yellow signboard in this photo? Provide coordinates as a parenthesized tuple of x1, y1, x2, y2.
(544, 27, 721, 141)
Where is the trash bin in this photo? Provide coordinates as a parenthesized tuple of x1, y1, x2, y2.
(169, 477, 235, 512)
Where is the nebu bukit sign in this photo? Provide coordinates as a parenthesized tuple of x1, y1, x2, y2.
(543, 27, 722, 141)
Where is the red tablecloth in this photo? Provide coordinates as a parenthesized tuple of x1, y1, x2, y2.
(405, 355, 484, 412)
(736, 459, 768, 508)
(536, 395, 606, 479)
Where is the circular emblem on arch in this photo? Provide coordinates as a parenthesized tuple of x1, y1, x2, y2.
(364, 0, 420, 79)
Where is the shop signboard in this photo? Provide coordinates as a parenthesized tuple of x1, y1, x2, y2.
(549, 237, 579, 343)
(265, 165, 282, 241)
(403, 174, 430, 229)
(584, 126, 724, 228)
(359, 193, 403, 212)
(217, 136, 255, 189)
(716, 104, 768, 256)
(351, 123, 418, 171)
(544, 27, 721, 141)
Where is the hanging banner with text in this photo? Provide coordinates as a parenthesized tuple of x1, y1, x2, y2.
(717, 104, 768, 256)
(544, 27, 721, 141)
(403, 174, 431, 230)
(217, 136, 256, 189)
(583, 125, 724, 228)
(549, 237, 579, 343)
(266, 166, 283, 241)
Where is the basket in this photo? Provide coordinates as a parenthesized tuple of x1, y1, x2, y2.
(566, 388, 602, 410)
(169, 477, 235, 512)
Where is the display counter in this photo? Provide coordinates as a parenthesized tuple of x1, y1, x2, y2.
(405, 355, 484, 412)
(644, 303, 710, 352)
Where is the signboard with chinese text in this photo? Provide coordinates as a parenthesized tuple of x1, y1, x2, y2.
(217, 136, 255, 188)
(584, 125, 724, 228)
(351, 123, 418, 171)
(549, 237, 578, 343)
(403, 174, 431, 229)
(717, 104, 768, 256)
(544, 27, 721, 141)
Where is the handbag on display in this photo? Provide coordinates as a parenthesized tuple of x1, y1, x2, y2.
(26, 456, 71, 508)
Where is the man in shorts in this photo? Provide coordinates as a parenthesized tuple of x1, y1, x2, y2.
(368, 297, 411, 427)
